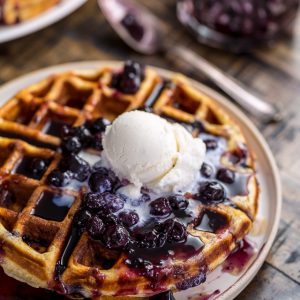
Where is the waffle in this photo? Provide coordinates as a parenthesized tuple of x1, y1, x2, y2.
(0, 0, 60, 25)
(0, 61, 259, 299)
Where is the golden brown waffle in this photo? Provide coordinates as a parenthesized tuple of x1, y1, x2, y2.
(0, 62, 259, 299)
(0, 0, 60, 25)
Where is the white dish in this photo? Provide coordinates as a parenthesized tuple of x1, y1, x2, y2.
(0, 61, 282, 300)
(0, 0, 87, 44)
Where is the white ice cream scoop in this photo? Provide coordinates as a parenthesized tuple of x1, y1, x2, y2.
(102, 111, 206, 195)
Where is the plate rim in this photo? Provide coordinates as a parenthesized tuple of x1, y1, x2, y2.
(0, 0, 87, 44)
(0, 61, 282, 300)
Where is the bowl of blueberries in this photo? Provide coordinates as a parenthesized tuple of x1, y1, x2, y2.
(177, 0, 300, 52)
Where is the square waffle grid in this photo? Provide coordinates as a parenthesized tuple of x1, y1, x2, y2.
(0, 65, 258, 298)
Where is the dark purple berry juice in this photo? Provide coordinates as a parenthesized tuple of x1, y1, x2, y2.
(177, 0, 300, 52)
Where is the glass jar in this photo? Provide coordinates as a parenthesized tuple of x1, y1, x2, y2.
(177, 0, 300, 53)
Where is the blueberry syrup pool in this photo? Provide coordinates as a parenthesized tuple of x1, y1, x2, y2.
(177, 0, 300, 52)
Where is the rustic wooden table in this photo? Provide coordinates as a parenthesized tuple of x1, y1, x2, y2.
(0, 1, 300, 299)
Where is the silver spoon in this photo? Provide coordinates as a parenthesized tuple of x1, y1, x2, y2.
(98, 0, 282, 123)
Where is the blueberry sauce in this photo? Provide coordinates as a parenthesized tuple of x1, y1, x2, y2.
(121, 13, 144, 41)
(43, 119, 69, 137)
(195, 210, 228, 233)
(0, 267, 66, 300)
(32, 192, 75, 222)
(222, 239, 255, 275)
(14, 156, 51, 180)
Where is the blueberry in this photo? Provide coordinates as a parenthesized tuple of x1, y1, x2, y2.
(113, 61, 145, 94)
(101, 192, 125, 213)
(216, 168, 235, 184)
(102, 225, 129, 249)
(61, 136, 82, 154)
(168, 221, 187, 243)
(73, 209, 92, 230)
(89, 118, 110, 134)
(61, 124, 73, 138)
(119, 73, 141, 94)
(203, 139, 218, 150)
(83, 193, 104, 212)
(149, 197, 172, 217)
(168, 195, 189, 211)
(75, 125, 92, 147)
(200, 163, 213, 178)
(90, 132, 103, 151)
(60, 154, 90, 182)
(135, 231, 163, 248)
(47, 169, 71, 187)
(87, 216, 105, 239)
(119, 210, 139, 227)
(88, 172, 113, 193)
(30, 158, 47, 176)
(156, 219, 175, 235)
(198, 181, 225, 203)
(101, 214, 119, 226)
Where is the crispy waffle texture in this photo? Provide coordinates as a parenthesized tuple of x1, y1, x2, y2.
(0, 63, 259, 298)
(0, 0, 60, 25)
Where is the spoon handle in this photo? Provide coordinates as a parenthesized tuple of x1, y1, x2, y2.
(169, 46, 282, 123)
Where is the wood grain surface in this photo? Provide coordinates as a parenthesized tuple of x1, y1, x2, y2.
(0, 1, 300, 299)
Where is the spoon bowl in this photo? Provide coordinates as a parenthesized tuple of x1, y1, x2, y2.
(98, 0, 163, 54)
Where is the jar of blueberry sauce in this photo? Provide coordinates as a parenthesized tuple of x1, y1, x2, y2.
(177, 0, 300, 52)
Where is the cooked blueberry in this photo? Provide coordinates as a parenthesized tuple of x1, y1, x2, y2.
(198, 181, 225, 203)
(203, 139, 218, 150)
(119, 210, 139, 227)
(149, 197, 172, 217)
(88, 172, 113, 193)
(216, 168, 235, 184)
(168, 195, 189, 211)
(101, 193, 125, 213)
(156, 219, 175, 235)
(83, 193, 103, 212)
(119, 74, 141, 94)
(87, 216, 105, 239)
(113, 61, 144, 94)
(60, 154, 90, 182)
(61, 124, 73, 138)
(73, 209, 92, 230)
(102, 225, 129, 249)
(30, 158, 47, 176)
(90, 132, 103, 151)
(101, 214, 119, 226)
(168, 221, 187, 243)
(75, 125, 92, 147)
(135, 230, 164, 248)
(61, 136, 82, 154)
(124, 60, 145, 78)
(89, 118, 110, 134)
(200, 163, 213, 178)
(47, 169, 71, 187)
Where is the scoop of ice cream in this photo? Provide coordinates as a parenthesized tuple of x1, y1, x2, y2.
(102, 111, 206, 194)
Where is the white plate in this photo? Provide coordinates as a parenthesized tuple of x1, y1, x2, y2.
(0, 0, 87, 44)
(0, 62, 282, 300)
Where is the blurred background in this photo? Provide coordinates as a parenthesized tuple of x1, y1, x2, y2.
(0, 0, 300, 299)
